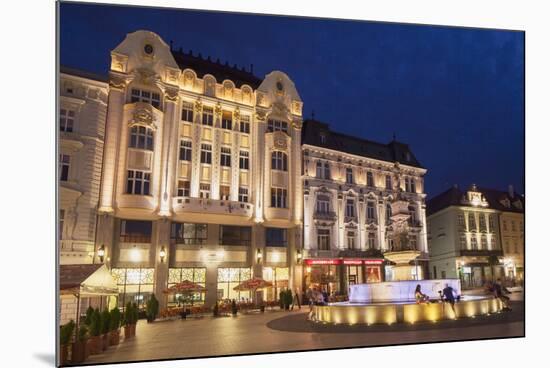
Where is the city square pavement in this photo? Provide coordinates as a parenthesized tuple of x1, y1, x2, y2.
(86, 293, 524, 365)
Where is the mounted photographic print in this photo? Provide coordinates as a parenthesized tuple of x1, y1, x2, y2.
(57, 1, 525, 366)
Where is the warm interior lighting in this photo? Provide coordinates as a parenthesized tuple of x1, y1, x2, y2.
(256, 248, 263, 263)
(130, 245, 141, 263)
(159, 246, 166, 263)
(97, 244, 105, 263)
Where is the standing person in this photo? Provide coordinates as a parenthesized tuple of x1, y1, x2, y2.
(493, 279, 512, 311)
(442, 284, 457, 316)
(295, 288, 301, 310)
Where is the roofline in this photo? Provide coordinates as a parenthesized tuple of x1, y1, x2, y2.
(60, 65, 109, 85)
(302, 143, 427, 173)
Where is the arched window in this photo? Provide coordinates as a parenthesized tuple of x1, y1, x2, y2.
(129, 126, 154, 150)
(271, 151, 288, 171)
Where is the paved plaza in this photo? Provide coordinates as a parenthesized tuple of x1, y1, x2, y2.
(85, 292, 524, 365)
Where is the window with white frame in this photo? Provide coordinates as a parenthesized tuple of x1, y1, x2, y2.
(271, 151, 288, 171)
(459, 233, 467, 249)
(239, 151, 249, 170)
(491, 236, 497, 249)
(345, 199, 355, 218)
(177, 180, 190, 197)
(220, 185, 230, 200)
(179, 140, 192, 161)
(470, 234, 478, 249)
(181, 102, 194, 122)
(324, 162, 331, 179)
(316, 195, 330, 213)
(220, 147, 231, 167)
(221, 111, 232, 130)
(60, 108, 75, 132)
(347, 231, 356, 250)
(367, 201, 376, 220)
(468, 213, 477, 232)
(59, 154, 70, 181)
(367, 232, 376, 249)
(129, 126, 154, 150)
(367, 171, 374, 187)
(199, 183, 211, 199)
(202, 106, 214, 126)
(267, 119, 288, 133)
(385, 175, 392, 189)
(126, 170, 151, 195)
(457, 213, 465, 229)
(131, 88, 160, 109)
(316, 162, 323, 178)
(346, 167, 353, 184)
(239, 115, 250, 133)
(238, 187, 249, 203)
(317, 229, 330, 250)
(200, 144, 212, 164)
(271, 187, 287, 208)
(481, 235, 488, 250)
(479, 215, 487, 232)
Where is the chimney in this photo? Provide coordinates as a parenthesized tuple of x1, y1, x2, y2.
(508, 185, 514, 198)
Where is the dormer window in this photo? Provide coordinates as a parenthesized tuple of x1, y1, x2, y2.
(130, 88, 160, 109)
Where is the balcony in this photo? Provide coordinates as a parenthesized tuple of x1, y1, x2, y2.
(119, 234, 152, 243)
(459, 248, 503, 257)
(172, 197, 253, 217)
(313, 211, 336, 221)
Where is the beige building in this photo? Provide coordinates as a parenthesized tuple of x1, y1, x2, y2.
(302, 120, 428, 295)
(94, 30, 304, 309)
(59, 68, 109, 265)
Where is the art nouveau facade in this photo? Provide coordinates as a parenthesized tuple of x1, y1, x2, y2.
(496, 186, 524, 283)
(302, 120, 428, 294)
(59, 68, 109, 265)
(94, 31, 303, 309)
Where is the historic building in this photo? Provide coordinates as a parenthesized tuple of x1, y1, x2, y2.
(301, 120, 428, 295)
(59, 67, 109, 265)
(93, 30, 304, 309)
(426, 184, 523, 288)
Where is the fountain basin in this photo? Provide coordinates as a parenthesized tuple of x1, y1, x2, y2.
(349, 279, 462, 303)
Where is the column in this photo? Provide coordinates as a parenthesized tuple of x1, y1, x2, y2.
(158, 90, 179, 216)
(153, 219, 170, 310)
(95, 213, 115, 268)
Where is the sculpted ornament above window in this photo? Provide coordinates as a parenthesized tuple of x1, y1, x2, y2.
(129, 103, 157, 131)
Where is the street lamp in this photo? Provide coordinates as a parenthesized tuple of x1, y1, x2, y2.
(97, 245, 105, 263)
(256, 248, 263, 264)
(159, 246, 166, 263)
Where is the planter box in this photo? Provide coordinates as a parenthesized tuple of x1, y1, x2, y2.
(87, 336, 102, 355)
(59, 344, 69, 366)
(101, 333, 110, 350)
(71, 341, 86, 364)
(109, 329, 120, 346)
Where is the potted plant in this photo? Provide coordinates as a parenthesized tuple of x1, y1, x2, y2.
(100, 308, 111, 351)
(212, 301, 219, 317)
(131, 302, 139, 336)
(88, 309, 102, 355)
(59, 320, 75, 366)
(285, 289, 293, 310)
(231, 299, 238, 316)
(279, 290, 285, 309)
(71, 325, 88, 364)
(84, 306, 94, 326)
(109, 307, 121, 346)
(146, 294, 159, 322)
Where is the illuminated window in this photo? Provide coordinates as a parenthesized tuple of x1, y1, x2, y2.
(60, 108, 75, 132)
(239, 151, 249, 170)
(220, 147, 231, 167)
(217, 268, 251, 300)
(126, 170, 150, 195)
(179, 140, 192, 161)
(129, 126, 154, 150)
(181, 102, 194, 122)
(238, 187, 249, 203)
(317, 229, 330, 250)
(239, 115, 250, 133)
(271, 187, 287, 208)
(177, 180, 190, 197)
(219, 185, 230, 200)
(367, 171, 374, 187)
(271, 151, 288, 171)
(111, 268, 155, 309)
(130, 88, 160, 109)
(167, 268, 206, 305)
(221, 111, 232, 130)
(468, 213, 477, 232)
(199, 183, 210, 199)
(200, 144, 212, 164)
(202, 106, 214, 126)
(267, 119, 288, 133)
(170, 223, 207, 245)
(59, 154, 70, 181)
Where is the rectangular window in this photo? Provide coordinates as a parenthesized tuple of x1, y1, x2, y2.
(267, 119, 288, 133)
(346, 167, 353, 184)
(470, 235, 478, 249)
(367, 201, 376, 220)
(59, 209, 65, 240)
(126, 170, 151, 195)
(347, 231, 356, 250)
(266, 228, 288, 247)
(410, 235, 417, 250)
(238, 187, 249, 203)
(271, 151, 288, 171)
(179, 140, 192, 161)
(170, 223, 207, 245)
(468, 213, 477, 232)
(316, 162, 323, 178)
(367, 171, 374, 187)
(481, 235, 488, 250)
(385, 175, 392, 189)
(60, 108, 75, 132)
(202, 106, 214, 126)
(511, 221, 516, 232)
(503, 220, 508, 231)
(459, 233, 467, 249)
(457, 213, 465, 229)
(411, 178, 416, 193)
(181, 102, 194, 122)
(217, 268, 252, 300)
(177, 180, 190, 197)
(324, 162, 331, 179)
(317, 229, 330, 250)
(131, 88, 160, 109)
(239, 151, 249, 170)
(221, 111, 232, 130)
(167, 267, 206, 305)
(345, 199, 355, 218)
(479, 215, 487, 232)
(220, 185, 230, 201)
(59, 154, 70, 181)
(129, 126, 154, 150)
(239, 115, 250, 133)
(316, 197, 330, 213)
(199, 183, 210, 199)
(367, 232, 376, 249)
(120, 220, 152, 243)
(200, 144, 212, 164)
(220, 147, 231, 167)
(271, 187, 287, 208)
(220, 226, 252, 246)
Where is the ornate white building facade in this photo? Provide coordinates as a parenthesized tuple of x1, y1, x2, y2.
(301, 120, 428, 294)
(59, 68, 109, 265)
(93, 31, 304, 309)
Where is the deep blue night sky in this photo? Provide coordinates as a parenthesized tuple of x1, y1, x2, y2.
(59, 2, 524, 197)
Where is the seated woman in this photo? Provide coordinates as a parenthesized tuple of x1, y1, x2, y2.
(415, 284, 430, 303)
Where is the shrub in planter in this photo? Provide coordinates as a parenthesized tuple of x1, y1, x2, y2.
(109, 307, 121, 346)
(212, 302, 219, 317)
(146, 294, 159, 322)
(279, 290, 285, 309)
(123, 302, 134, 339)
(88, 309, 102, 355)
(285, 289, 293, 310)
(71, 325, 88, 364)
(131, 303, 139, 336)
(84, 306, 94, 326)
(59, 320, 75, 366)
(231, 299, 238, 316)
(100, 308, 111, 350)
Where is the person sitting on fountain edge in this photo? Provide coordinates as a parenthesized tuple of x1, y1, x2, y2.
(414, 284, 429, 304)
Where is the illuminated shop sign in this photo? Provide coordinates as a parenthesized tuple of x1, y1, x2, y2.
(343, 259, 363, 265)
(304, 259, 341, 265)
(304, 259, 384, 265)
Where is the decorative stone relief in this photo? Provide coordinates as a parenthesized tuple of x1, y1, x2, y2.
(129, 102, 157, 131)
(165, 88, 179, 102)
(194, 98, 203, 114)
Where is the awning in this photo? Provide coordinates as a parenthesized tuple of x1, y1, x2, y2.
(59, 264, 118, 297)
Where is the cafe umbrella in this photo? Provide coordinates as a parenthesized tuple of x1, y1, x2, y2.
(163, 280, 206, 306)
(233, 277, 273, 307)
